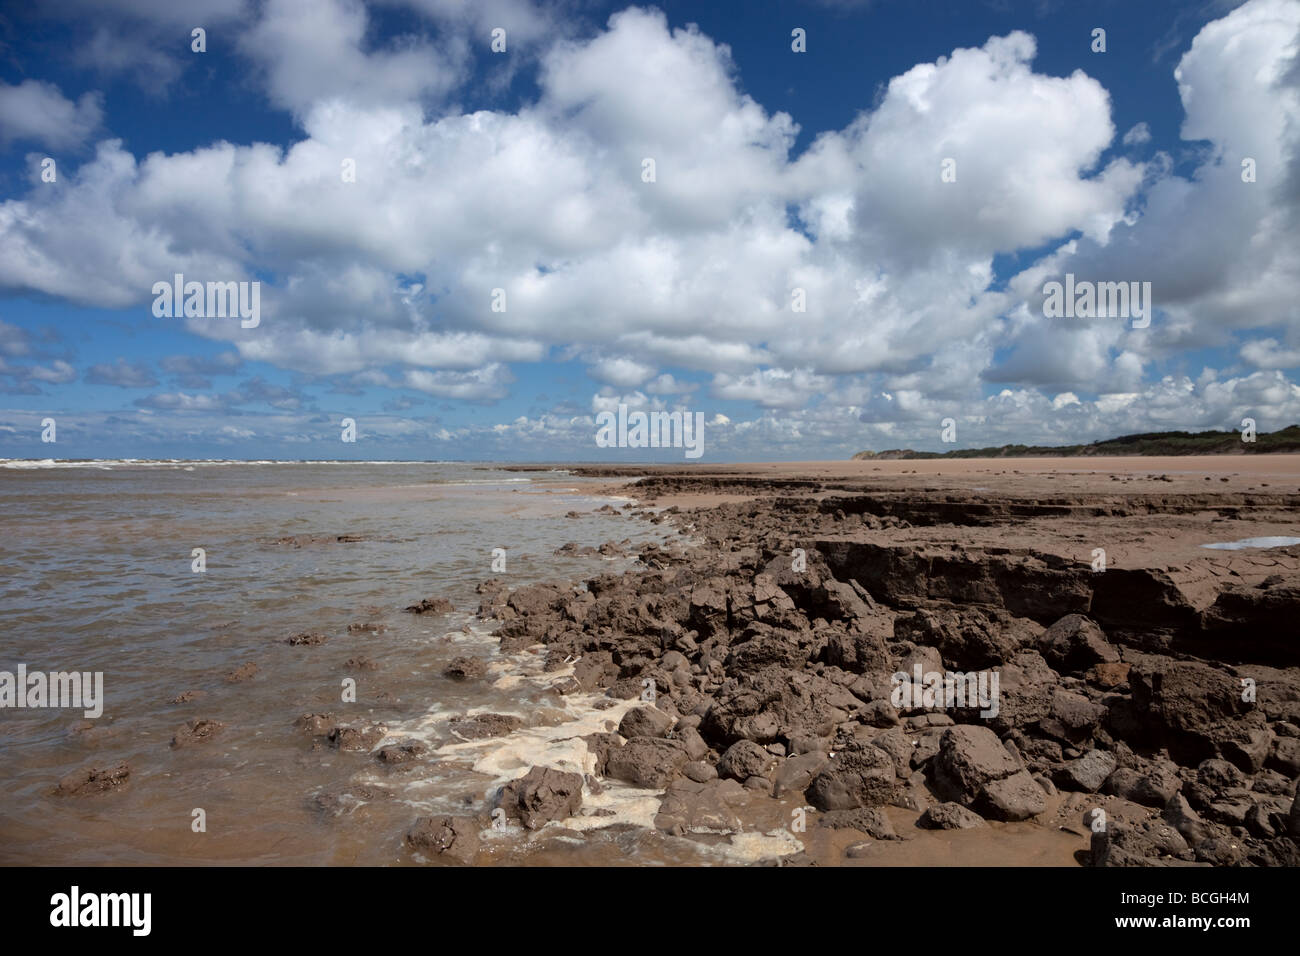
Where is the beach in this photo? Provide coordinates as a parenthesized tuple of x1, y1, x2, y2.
(480, 455, 1300, 865)
(4, 455, 1299, 866)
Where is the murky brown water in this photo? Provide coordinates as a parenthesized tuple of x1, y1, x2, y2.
(0, 461, 755, 865)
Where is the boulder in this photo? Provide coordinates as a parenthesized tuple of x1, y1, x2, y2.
(683, 760, 718, 783)
(497, 766, 583, 829)
(1040, 615, 1119, 674)
(700, 666, 851, 745)
(405, 815, 481, 864)
(1054, 749, 1118, 793)
(917, 802, 987, 829)
(717, 740, 777, 781)
(806, 740, 898, 811)
(930, 725, 1022, 804)
(772, 751, 829, 797)
(979, 771, 1047, 821)
(618, 706, 674, 739)
(605, 737, 691, 789)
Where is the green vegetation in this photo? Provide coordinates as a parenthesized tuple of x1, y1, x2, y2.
(852, 425, 1300, 460)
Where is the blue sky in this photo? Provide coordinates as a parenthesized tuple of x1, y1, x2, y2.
(0, 0, 1297, 461)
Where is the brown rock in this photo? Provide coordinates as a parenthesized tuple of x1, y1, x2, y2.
(56, 762, 130, 796)
(448, 713, 523, 739)
(286, 632, 327, 646)
(405, 815, 481, 864)
(404, 597, 454, 614)
(498, 766, 584, 829)
(807, 740, 898, 811)
(605, 737, 691, 788)
(224, 662, 259, 683)
(171, 718, 225, 748)
(618, 705, 674, 739)
(1087, 661, 1130, 688)
(443, 657, 487, 681)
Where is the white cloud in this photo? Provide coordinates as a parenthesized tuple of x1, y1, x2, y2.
(587, 356, 656, 387)
(85, 358, 159, 388)
(644, 373, 697, 395)
(402, 363, 513, 401)
(712, 367, 830, 409)
(28, 360, 77, 385)
(1241, 337, 1300, 369)
(0, 80, 103, 149)
(2, 1, 1298, 452)
(239, 0, 467, 117)
(1122, 122, 1152, 145)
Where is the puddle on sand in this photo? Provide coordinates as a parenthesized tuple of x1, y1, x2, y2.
(1200, 535, 1300, 550)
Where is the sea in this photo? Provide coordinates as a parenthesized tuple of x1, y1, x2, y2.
(0, 460, 797, 865)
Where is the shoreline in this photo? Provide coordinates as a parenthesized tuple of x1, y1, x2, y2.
(18, 461, 1298, 866)
(456, 459, 1300, 866)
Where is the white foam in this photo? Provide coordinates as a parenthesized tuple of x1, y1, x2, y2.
(718, 829, 804, 862)
(436, 691, 635, 783)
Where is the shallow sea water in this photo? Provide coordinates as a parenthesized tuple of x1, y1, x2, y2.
(0, 460, 791, 865)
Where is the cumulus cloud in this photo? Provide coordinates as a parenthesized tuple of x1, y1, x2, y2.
(1, 1, 1298, 454)
(160, 351, 244, 389)
(28, 360, 78, 385)
(712, 368, 831, 409)
(0, 80, 103, 149)
(402, 363, 514, 401)
(1241, 337, 1300, 369)
(239, 0, 467, 117)
(587, 356, 657, 387)
(86, 359, 159, 388)
(644, 373, 698, 395)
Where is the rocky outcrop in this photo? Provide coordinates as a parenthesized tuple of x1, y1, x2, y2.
(466, 475, 1300, 866)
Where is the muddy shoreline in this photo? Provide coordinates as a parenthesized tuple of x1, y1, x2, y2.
(31, 461, 1299, 866)
(427, 459, 1300, 866)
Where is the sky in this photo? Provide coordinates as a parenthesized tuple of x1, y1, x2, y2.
(0, 0, 1297, 461)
